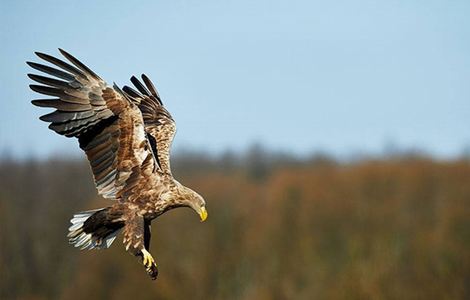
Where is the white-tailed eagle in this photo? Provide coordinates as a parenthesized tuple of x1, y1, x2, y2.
(28, 49, 208, 280)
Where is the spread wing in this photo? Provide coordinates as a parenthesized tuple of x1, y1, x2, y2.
(122, 75, 176, 175)
(28, 49, 159, 200)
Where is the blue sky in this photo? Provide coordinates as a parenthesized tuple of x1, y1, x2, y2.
(1, 0, 469, 159)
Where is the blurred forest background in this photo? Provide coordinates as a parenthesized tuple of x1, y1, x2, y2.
(0, 147, 469, 300)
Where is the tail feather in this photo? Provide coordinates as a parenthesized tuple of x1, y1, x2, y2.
(68, 208, 123, 250)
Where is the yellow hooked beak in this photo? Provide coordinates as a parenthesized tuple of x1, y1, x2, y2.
(199, 207, 208, 222)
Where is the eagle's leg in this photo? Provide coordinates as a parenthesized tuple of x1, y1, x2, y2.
(143, 220, 158, 279)
(123, 214, 158, 280)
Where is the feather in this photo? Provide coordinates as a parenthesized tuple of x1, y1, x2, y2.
(95, 167, 117, 183)
(96, 170, 117, 189)
(58, 94, 91, 105)
(141, 74, 162, 104)
(59, 48, 102, 80)
(30, 85, 89, 105)
(29, 84, 65, 97)
(80, 239, 92, 250)
(130, 76, 151, 96)
(40, 110, 94, 123)
(77, 115, 118, 149)
(49, 115, 100, 134)
(90, 150, 115, 168)
(26, 61, 75, 81)
(105, 231, 119, 248)
(89, 92, 106, 106)
(28, 74, 72, 89)
(62, 117, 105, 137)
(69, 222, 84, 232)
(91, 145, 118, 169)
(75, 233, 91, 247)
(31, 99, 92, 112)
(35, 51, 87, 79)
(85, 135, 114, 157)
(123, 86, 143, 98)
(82, 131, 112, 151)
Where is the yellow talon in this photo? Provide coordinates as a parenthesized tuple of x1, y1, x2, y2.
(141, 249, 156, 268)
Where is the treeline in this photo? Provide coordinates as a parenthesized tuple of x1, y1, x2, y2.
(0, 152, 469, 299)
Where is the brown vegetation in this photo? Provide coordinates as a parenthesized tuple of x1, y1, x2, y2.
(0, 154, 469, 299)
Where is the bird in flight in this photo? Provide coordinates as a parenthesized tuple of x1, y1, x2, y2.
(27, 49, 208, 280)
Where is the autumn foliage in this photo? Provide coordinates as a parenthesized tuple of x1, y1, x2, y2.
(0, 152, 469, 299)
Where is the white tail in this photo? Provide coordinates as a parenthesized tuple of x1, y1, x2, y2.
(67, 209, 120, 250)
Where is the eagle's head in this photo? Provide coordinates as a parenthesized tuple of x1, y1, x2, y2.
(169, 181, 208, 222)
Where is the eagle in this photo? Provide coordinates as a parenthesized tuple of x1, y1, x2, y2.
(27, 49, 208, 280)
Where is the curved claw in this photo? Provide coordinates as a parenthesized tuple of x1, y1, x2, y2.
(141, 249, 158, 279)
(146, 263, 159, 280)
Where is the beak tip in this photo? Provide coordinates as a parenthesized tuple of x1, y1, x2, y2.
(200, 207, 208, 222)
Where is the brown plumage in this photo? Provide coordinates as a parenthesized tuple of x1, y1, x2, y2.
(28, 49, 208, 280)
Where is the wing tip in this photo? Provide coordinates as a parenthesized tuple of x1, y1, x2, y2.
(34, 51, 49, 60)
(140, 74, 162, 104)
(39, 114, 51, 122)
(31, 99, 44, 107)
(58, 48, 72, 59)
(27, 73, 38, 81)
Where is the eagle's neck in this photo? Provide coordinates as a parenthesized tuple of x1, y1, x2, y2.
(153, 184, 189, 216)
